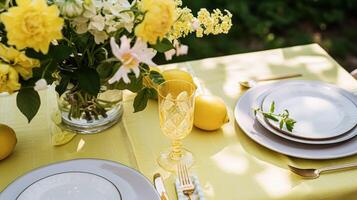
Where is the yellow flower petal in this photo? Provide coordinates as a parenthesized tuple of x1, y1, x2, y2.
(1, 0, 63, 54)
(135, 0, 176, 44)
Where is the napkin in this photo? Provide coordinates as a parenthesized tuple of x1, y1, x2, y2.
(175, 175, 205, 200)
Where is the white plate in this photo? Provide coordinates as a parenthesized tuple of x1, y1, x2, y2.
(234, 80, 357, 159)
(255, 88, 357, 144)
(18, 172, 121, 200)
(0, 159, 160, 200)
(262, 83, 357, 139)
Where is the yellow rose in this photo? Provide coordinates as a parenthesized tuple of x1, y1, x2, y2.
(135, 0, 176, 44)
(1, 0, 64, 54)
(0, 63, 21, 94)
(0, 44, 40, 80)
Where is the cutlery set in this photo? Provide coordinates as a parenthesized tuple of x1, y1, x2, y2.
(154, 162, 204, 200)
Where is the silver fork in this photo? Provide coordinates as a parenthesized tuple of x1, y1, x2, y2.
(288, 163, 357, 179)
(177, 162, 195, 200)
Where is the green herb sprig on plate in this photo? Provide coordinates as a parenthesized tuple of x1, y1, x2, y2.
(254, 101, 297, 132)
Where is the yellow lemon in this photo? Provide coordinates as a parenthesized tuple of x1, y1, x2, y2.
(98, 89, 122, 102)
(194, 95, 229, 131)
(0, 124, 17, 160)
(50, 112, 76, 146)
(149, 66, 162, 73)
(160, 69, 196, 97)
(51, 126, 76, 146)
(162, 69, 194, 85)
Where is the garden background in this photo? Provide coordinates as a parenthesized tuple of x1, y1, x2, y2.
(156, 0, 357, 73)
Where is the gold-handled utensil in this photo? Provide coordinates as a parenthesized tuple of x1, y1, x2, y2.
(153, 173, 170, 200)
(177, 162, 195, 200)
(288, 163, 357, 179)
(239, 73, 302, 88)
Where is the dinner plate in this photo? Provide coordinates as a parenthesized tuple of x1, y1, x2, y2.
(261, 83, 357, 139)
(18, 172, 121, 200)
(0, 159, 160, 200)
(234, 80, 357, 159)
(255, 88, 357, 144)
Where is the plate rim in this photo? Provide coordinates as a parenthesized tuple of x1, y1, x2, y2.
(255, 88, 357, 144)
(261, 82, 357, 139)
(16, 171, 123, 200)
(234, 80, 357, 159)
(0, 158, 160, 200)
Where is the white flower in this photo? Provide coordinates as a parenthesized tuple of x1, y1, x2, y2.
(89, 29, 108, 44)
(192, 18, 201, 30)
(55, 0, 84, 18)
(109, 36, 157, 84)
(176, 44, 188, 56)
(71, 0, 135, 44)
(164, 40, 189, 60)
(34, 79, 48, 91)
(88, 15, 105, 31)
(102, 0, 134, 32)
(164, 49, 176, 61)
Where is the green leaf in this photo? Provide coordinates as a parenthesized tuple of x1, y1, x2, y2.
(55, 75, 70, 96)
(16, 88, 41, 123)
(77, 68, 100, 95)
(97, 62, 117, 79)
(263, 113, 279, 121)
(133, 88, 150, 112)
(149, 70, 165, 85)
(25, 48, 48, 60)
(151, 38, 174, 53)
(50, 44, 74, 61)
(112, 73, 143, 93)
(147, 87, 157, 99)
(279, 120, 284, 129)
(286, 122, 293, 132)
(34, 59, 58, 81)
(285, 118, 296, 131)
(126, 75, 143, 92)
(270, 101, 275, 113)
(141, 64, 150, 71)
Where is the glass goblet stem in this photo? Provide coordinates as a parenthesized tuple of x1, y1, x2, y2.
(170, 139, 183, 160)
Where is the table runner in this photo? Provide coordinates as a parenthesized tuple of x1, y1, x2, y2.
(1, 44, 357, 199)
(0, 86, 138, 190)
(123, 44, 357, 200)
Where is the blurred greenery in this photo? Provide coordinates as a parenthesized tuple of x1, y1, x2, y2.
(156, 0, 357, 72)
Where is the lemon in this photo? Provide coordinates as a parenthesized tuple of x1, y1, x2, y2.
(98, 89, 122, 102)
(160, 69, 196, 97)
(0, 124, 17, 160)
(51, 125, 76, 146)
(194, 95, 229, 131)
(162, 69, 195, 85)
(50, 112, 76, 146)
(149, 66, 162, 73)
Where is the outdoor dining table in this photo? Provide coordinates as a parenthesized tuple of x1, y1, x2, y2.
(1, 43, 357, 200)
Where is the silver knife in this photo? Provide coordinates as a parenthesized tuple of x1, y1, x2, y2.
(153, 173, 170, 200)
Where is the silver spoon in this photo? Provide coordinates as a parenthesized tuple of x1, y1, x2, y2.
(288, 163, 357, 179)
(239, 73, 302, 88)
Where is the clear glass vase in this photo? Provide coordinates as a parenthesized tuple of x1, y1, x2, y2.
(58, 88, 123, 134)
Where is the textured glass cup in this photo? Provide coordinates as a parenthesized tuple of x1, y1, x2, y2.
(157, 80, 196, 171)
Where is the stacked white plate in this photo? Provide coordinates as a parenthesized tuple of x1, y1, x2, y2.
(235, 80, 357, 159)
(0, 159, 160, 200)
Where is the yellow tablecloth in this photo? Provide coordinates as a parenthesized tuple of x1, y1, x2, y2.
(1, 44, 357, 199)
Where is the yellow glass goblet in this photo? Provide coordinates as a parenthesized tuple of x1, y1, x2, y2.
(157, 80, 196, 171)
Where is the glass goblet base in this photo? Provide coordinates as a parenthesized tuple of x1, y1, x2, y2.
(157, 148, 194, 172)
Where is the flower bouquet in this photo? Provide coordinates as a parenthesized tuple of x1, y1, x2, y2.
(0, 0, 232, 131)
